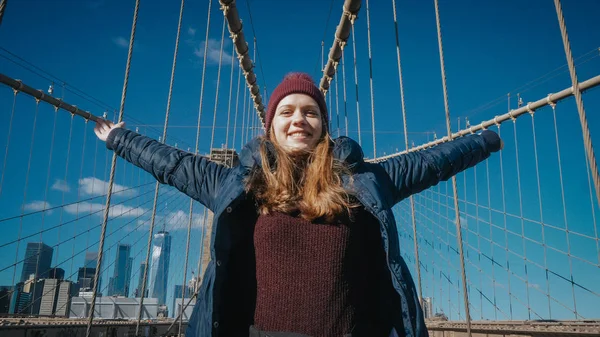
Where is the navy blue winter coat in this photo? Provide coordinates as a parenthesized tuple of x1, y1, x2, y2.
(106, 129, 502, 337)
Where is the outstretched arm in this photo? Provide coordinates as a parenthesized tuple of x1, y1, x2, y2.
(94, 119, 230, 211)
(378, 130, 502, 205)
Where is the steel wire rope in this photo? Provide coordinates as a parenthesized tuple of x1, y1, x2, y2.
(484, 159, 499, 320)
(134, 0, 185, 333)
(341, 52, 349, 136)
(550, 102, 579, 318)
(433, 0, 471, 330)
(53, 193, 185, 315)
(179, 0, 213, 324)
(18, 190, 183, 316)
(209, 17, 227, 153)
(509, 118, 534, 320)
(86, 0, 140, 333)
(232, 64, 242, 153)
(334, 67, 341, 137)
(0, 181, 157, 242)
(224, 42, 235, 155)
(29, 106, 59, 314)
(583, 142, 600, 265)
(240, 77, 248, 148)
(243, 0, 268, 98)
(411, 198, 514, 320)
(0, 89, 16, 198)
(0, 187, 161, 281)
(349, 23, 361, 146)
(69, 119, 89, 280)
(3, 188, 180, 310)
(54, 113, 75, 274)
(391, 0, 423, 305)
(365, 0, 376, 157)
(313, 0, 335, 77)
(9, 98, 40, 302)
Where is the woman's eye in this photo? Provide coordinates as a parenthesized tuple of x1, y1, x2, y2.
(305, 110, 318, 116)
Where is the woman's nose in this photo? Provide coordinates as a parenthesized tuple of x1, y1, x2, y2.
(291, 110, 306, 124)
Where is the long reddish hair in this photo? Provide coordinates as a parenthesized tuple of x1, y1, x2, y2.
(245, 128, 356, 222)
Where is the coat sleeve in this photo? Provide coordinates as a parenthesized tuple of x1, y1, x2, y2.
(106, 128, 231, 211)
(378, 130, 502, 205)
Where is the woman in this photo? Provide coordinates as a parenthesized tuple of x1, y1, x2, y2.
(95, 73, 502, 337)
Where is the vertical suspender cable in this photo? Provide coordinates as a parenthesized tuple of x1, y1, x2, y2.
(134, 0, 185, 334)
(0, 0, 6, 27)
(554, 0, 600, 209)
(433, 0, 472, 334)
(391, 0, 423, 306)
(87, 1, 140, 335)
(232, 64, 242, 151)
(0, 90, 16, 198)
(225, 42, 235, 152)
(209, 16, 227, 152)
(365, 0, 376, 157)
(350, 23, 362, 145)
(342, 52, 349, 136)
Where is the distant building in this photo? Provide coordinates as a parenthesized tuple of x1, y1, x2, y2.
(422, 297, 433, 319)
(69, 296, 158, 319)
(20, 242, 53, 282)
(83, 251, 102, 290)
(172, 284, 193, 318)
(0, 286, 11, 314)
(48, 267, 65, 280)
(134, 262, 148, 298)
(107, 244, 132, 297)
(34, 279, 73, 317)
(149, 231, 171, 306)
(173, 298, 196, 320)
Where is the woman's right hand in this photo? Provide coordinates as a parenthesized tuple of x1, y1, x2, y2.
(94, 119, 125, 142)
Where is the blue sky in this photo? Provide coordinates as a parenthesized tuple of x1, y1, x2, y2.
(0, 0, 599, 321)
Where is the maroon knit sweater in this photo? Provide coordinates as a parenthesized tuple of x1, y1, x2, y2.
(253, 211, 395, 337)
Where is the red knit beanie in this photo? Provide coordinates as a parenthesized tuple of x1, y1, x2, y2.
(265, 72, 328, 135)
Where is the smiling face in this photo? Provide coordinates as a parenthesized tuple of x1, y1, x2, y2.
(270, 93, 324, 153)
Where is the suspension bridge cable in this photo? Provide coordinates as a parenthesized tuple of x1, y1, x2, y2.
(240, 74, 248, 147)
(313, 0, 336, 77)
(334, 69, 340, 137)
(529, 111, 553, 318)
(209, 16, 227, 152)
(30, 106, 59, 314)
(16, 191, 183, 316)
(365, 0, 376, 157)
(342, 52, 348, 136)
(69, 119, 89, 278)
(554, 0, 600, 211)
(225, 42, 235, 153)
(391, 0, 423, 306)
(0, 89, 16, 198)
(55, 113, 75, 272)
(232, 62, 242, 152)
(243, 0, 268, 98)
(9, 98, 39, 299)
(496, 125, 513, 319)
(550, 102, 579, 318)
(349, 23, 362, 146)
(87, 0, 140, 334)
(134, 0, 185, 333)
(433, 0, 472, 333)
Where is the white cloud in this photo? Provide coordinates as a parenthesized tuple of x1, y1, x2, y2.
(112, 36, 129, 49)
(187, 27, 197, 37)
(78, 177, 137, 198)
(135, 210, 205, 231)
(52, 179, 70, 193)
(193, 39, 234, 65)
(23, 201, 53, 214)
(64, 202, 147, 218)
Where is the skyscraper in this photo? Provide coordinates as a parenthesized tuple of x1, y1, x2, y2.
(148, 231, 171, 305)
(108, 244, 132, 297)
(83, 251, 102, 290)
(20, 242, 53, 282)
(135, 262, 148, 298)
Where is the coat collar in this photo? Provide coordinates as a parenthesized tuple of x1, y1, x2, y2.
(238, 136, 364, 169)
